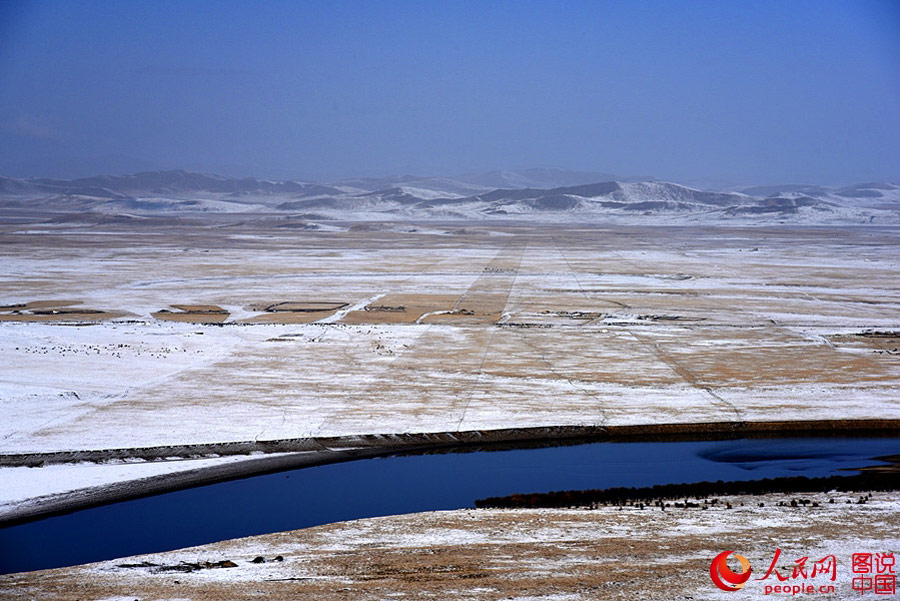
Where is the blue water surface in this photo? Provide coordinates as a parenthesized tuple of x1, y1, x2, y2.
(0, 436, 896, 574)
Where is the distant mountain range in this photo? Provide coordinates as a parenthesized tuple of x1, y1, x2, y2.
(1, 169, 898, 225)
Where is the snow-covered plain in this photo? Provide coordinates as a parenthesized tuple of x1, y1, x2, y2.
(0, 220, 898, 516)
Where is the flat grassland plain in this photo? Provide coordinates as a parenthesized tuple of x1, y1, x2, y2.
(1, 219, 899, 598)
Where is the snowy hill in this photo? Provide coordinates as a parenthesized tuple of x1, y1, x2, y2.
(1, 170, 898, 225)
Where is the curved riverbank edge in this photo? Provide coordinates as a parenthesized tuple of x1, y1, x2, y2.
(4, 418, 900, 467)
(2, 418, 899, 527)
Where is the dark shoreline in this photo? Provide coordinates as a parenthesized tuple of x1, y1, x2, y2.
(475, 470, 900, 509)
(4, 418, 899, 468)
(2, 418, 899, 528)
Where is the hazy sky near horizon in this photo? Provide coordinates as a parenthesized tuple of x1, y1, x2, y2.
(1, 0, 898, 185)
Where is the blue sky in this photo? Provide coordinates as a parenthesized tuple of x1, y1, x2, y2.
(1, 0, 898, 184)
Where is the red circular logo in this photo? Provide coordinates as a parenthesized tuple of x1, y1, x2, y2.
(711, 550, 752, 591)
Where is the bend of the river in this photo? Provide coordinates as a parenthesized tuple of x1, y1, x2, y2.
(1, 436, 897, 574)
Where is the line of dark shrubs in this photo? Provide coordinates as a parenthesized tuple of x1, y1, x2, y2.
(474, 472, 899, 509)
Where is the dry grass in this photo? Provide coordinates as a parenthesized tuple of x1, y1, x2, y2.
(153, 305, 230, 324)
(0, 300, 126, 322)
(342, 293, 459, 324)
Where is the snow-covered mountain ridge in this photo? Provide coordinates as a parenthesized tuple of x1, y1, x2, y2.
(1, 170, 898, 224)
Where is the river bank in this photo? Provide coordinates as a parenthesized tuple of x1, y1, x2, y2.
(3, 419, 899, 527)
(3, 490, 897, 600)
(2, 434, 897, 575)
